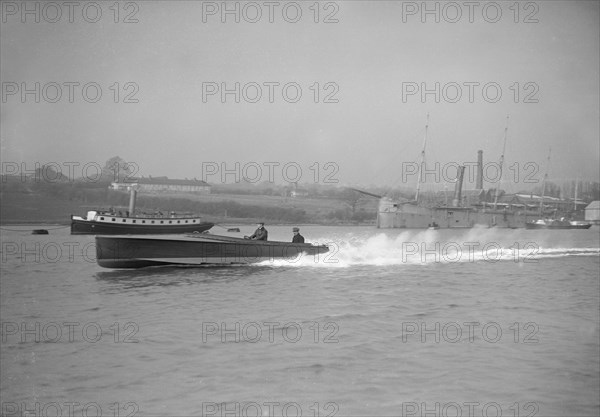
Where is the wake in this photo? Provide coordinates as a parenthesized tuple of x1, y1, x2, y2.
(256, 227, 600, 268)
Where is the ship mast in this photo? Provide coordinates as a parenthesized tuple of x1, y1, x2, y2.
(539, 147, 551, 215)
(573, 178, 578, 212)
(414, 113, 429, 203)
(493, 115, 509, 209)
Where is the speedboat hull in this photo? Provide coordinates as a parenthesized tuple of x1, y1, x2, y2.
(95, 234, 330, 268)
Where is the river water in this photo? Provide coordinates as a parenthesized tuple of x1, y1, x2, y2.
(1, 225, 599, 416)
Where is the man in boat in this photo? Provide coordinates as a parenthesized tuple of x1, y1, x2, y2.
(247, 222, 268, 240)
(292, 227, 305, 243)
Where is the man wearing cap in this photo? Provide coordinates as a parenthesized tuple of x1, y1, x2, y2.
(292, 227, 305, 243)
(247, 222, 268, 241)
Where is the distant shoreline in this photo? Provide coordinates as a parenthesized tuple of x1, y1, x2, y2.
(1, 186, 379, 226)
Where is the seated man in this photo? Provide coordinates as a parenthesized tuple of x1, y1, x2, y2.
(247, 222, 268, 241)
(292, 227, 305, 243)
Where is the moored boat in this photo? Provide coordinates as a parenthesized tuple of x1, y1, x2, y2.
(524, 151, 592, 230)
(95, 234, 330, 268)
(71, 187, 213, 234)
(525, 218, 592, 230)
(71, 210, 214, 235)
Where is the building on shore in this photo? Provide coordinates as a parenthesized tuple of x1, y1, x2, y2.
(111, 177, 211, 194)
(585, 201, 600, 224)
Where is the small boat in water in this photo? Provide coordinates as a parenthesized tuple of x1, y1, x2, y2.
(525, 218, 592, 230)
(71, 210, 214, 235)
(427, 222, 440, 230)
(524, 151, 592, 230)
(71, 187, 213, 235)
(95, 233, 330, 268)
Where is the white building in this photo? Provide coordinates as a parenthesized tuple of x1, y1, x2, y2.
(585, 201, 600, 224)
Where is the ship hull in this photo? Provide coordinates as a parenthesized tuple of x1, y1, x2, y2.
(95, 234, 330, 268)
(377, 200, 535, 229)
(525, 222, 592, 230)
(71, 217, 213, 235)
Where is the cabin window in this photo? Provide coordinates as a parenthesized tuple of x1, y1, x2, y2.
(112, 218, 116, 222)
(132, 220, 136, 223)
(169, 221, 172, 224)
(185, 220, 188, 223)
(160, 221, 164, 224)
(100, 217, 104, 220)
(122, 219, 126, 222)
(151, 221, 155, 224)
(142, 220, 145, 223)
(177, 220, 180, 223)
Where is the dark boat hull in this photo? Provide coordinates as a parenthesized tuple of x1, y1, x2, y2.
(71, 218, 214, 235)
(95, 234, 330, 268)
(525, 223, 592, 230)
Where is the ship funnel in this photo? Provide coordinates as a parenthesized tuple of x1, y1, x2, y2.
(476, 150, 483, 189)
(453, 165, 466, 207)
(128, 188, 137, 215)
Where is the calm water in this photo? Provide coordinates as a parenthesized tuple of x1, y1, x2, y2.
(1, 225, 599, 416)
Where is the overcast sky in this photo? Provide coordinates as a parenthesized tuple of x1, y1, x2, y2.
(1, 1, 598, 191)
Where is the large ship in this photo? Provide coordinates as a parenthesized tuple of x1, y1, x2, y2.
(375, 116, 540, 229)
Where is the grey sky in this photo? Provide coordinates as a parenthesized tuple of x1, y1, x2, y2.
(1, 1, 598, 190)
